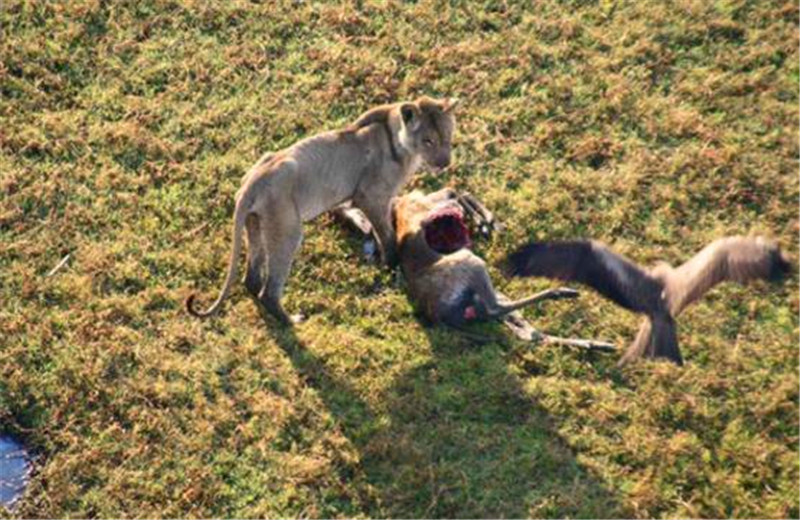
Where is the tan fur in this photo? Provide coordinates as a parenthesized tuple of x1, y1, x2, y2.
(394, 190, 575, 325)
(187, 97, 458, 323)
(334, 190, 613, 350)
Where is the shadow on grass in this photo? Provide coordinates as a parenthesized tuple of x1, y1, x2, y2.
(266, 312, 628, 518)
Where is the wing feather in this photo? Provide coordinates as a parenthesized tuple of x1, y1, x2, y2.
(506, 240, 661, 314)
(666, 236, 788, 315)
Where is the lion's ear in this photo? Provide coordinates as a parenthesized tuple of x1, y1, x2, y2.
(400, 103, 421, 132)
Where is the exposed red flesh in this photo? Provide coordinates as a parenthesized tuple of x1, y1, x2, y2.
(422, 206, 472, 254)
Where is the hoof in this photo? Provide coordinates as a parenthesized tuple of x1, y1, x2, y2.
(553, 288, 580, 299)
(363, 239, 378, 263)
(289, 313, 307, 324)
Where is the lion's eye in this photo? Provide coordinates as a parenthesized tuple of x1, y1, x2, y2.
(423, 138, 434, 147)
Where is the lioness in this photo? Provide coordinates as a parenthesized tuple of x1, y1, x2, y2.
(187, 97, 458, 323)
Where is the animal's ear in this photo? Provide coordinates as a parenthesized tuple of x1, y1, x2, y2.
(400, 103, 421, 131)
(443, 97, 460, 113)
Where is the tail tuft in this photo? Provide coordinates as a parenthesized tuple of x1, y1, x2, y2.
(186, 293, 203, 318)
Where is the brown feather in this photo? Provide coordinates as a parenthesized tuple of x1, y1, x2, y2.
(506, 240, 665, 314)
(664, 236, 788, 315)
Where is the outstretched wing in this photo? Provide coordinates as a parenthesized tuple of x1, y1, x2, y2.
(666, 236, 790, 315)
(505, 240, 663, 314)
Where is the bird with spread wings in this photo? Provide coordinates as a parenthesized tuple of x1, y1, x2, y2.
(506, 236, 791, 366)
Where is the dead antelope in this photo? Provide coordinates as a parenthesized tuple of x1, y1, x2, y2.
(336, 189, 615, 351)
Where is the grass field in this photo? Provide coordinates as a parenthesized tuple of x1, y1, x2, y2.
(1, 0, 798, 517)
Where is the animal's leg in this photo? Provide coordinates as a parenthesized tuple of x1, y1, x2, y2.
(354, 195, 397, 267)
(496, 292, 615, 351)
(485, 286, 580, 318)
(501, 311, 616, 351)
(261, 212, 303, 325)
(331, 204, 379, 262)
(424, 187, 458, 204)
(457, 192, 498, 237)
(331, 204, 374, 237)
(244, 213, 267, 298)
(422, 188, 498, 237)
(467, 272, 572, 320)
(541, 335, 617, 352)
(501, 310, 544, 342)
(495, 291, 548, 341)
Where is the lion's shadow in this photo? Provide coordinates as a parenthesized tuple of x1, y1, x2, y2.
(267, 313, 626, 518)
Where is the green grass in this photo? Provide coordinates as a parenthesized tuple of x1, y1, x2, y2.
(1, 0, 798, 517)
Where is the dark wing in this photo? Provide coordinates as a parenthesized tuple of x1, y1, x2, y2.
(665, 236, 790, 315)
(505, 240, 662, 314)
